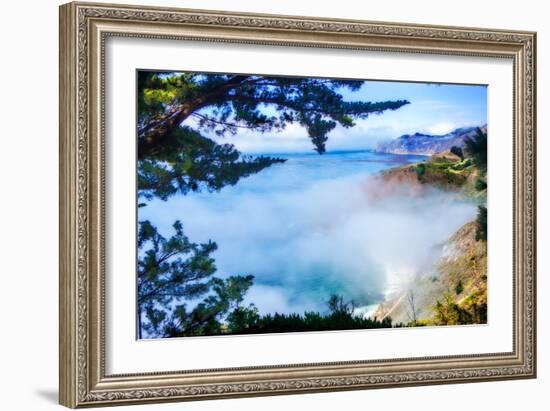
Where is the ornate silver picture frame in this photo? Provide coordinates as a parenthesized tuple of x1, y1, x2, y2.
(59, 1, 536, 408)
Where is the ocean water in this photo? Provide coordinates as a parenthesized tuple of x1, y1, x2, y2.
(230, 150, 428, 193)
(141, 150, 477, 317)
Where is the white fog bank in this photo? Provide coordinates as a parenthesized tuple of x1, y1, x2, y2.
(140, 152, 477, 315)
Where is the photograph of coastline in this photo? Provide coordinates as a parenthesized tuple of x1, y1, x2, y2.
(136, 71, 488, 339)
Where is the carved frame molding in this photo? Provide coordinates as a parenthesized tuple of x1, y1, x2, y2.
(59, 2, 536, 407)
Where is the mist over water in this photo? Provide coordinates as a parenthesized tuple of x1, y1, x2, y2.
(141, 150, 477, 316)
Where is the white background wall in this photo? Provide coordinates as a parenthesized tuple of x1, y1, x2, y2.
(0, 0, 547, 410)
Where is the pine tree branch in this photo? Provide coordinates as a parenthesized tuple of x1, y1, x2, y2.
(191, 113, 262, 131)
(138, 75, 251, 156)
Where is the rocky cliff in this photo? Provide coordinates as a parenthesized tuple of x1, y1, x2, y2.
(371, 129, 488, 326)
(374, 125, 487, 156)
(374, 220, 487, 326)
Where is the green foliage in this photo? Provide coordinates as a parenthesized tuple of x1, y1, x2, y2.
(138, 71, 198, 120)
(475, 206, 488, 241)
(463, 128, 487, 169)
(327, 294, 355, 313)
(415, 162, 426, 180)
(461, 290, 488, 324)
(223, 294, 393, 335)
(433, 294, 472, 325)
(455, 280, 464, 295)
(138, 72, 409, 155)
(450, 158, 472, 171)
(475, 178, 487, 191)
(433, 292, 487, 326)
(450, 145, 464, 159)
(226, 305, 261, 334)
(137, 220, 254, 338)
(414, 159, 468, 187)
(427, 159, 454, 171)
(164, 275, 255, 337)
(138, 126, 285, 200)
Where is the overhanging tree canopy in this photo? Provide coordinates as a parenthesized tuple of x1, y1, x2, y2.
(138, 72, 409, 157)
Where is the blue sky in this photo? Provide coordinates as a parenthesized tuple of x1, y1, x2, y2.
(191, 79, 487, 154)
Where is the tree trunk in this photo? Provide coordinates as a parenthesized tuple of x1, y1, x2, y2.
(138, 105, 195, 158)
(137, 75, 250, 158)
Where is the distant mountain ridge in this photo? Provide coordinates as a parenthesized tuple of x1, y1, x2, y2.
(374, 125, 487, 156)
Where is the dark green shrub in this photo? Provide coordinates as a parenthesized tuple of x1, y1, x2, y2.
(433, 294, 472, 325)
(455, 280, 464, 295)
(475, 206, 488, 241)
(464, 128, 487, 169)
(475, 178, 487, 191)
(415, 163, 426, 180)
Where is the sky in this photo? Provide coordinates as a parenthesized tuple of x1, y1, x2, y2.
(188, 79, 487, 154)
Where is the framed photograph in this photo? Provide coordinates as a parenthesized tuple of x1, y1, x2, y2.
(59, 1, 537, 408)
